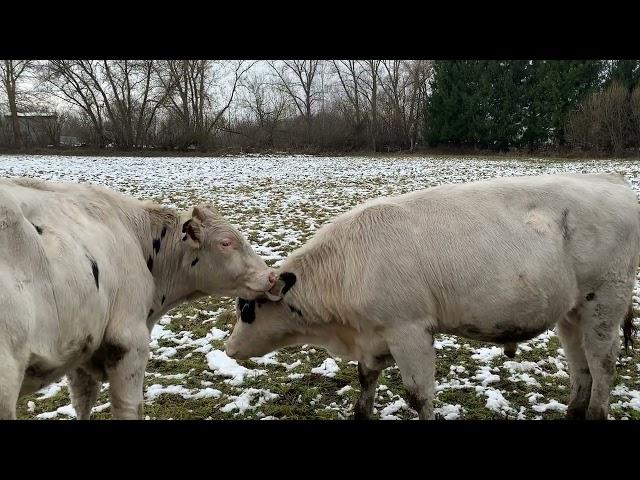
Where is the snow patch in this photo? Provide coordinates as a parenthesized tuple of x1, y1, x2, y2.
(311, 358, 339, 377)
(206, 349, 265, 385)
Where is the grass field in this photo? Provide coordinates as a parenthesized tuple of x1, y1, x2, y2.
(1, 154, 639, 420)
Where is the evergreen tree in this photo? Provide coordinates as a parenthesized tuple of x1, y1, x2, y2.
(426, 60, 603, 149)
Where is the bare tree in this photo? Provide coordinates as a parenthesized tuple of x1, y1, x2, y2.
(0, 60, 34, 147)
(157, 60, 254, 148)
(358, 60, 381, 151)
(567, 81, 632, 154)
(94, 60, 171, 148)
(600, 81, 631, 155)
(40, 60, 108, 147)
(332, 60, 365, 146)
(631, 86, 640, 149)
(269, 60, 320, 144)
(12, 59, 434, 153)
(41, 111, 67, 146)
(404, 60, 433, 150)
(378, 60, 407, 148)
(240, 72, 289, 147)
(375, 60, 433, 151)
(41, 60, 170, 148)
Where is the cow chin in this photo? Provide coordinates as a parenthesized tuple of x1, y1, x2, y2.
(225, 340, 263, 360)
(233, 286, 268, 301)
(240, 280, 275, 299)
(226, 328, 286, 360)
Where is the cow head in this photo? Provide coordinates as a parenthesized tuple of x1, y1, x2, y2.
(225, 271, 300, 359)
(182, 204, 275, 300)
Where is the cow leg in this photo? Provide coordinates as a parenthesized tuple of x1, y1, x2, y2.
(104, 331, 149, 420)
(354, 363, 381, 420)
(386, 325, 435, 420)
(581, 284, 632, 420)
(556, 317, 591, 419)
(0, 351, 23, 420)
(67, 367, 100, 420)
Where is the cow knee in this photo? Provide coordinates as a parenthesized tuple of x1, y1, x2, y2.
(103, 336, 148, 420)
(386, 326, 436, 420)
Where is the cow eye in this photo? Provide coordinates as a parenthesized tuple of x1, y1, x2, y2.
(220, 239, 232, 247)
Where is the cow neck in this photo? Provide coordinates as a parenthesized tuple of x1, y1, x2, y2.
(139, 206, 198, 318)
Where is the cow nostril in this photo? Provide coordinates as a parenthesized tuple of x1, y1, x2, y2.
(268, 272, 276, 287)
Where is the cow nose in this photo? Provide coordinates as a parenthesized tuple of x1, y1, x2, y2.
(268, 271, 277, 288)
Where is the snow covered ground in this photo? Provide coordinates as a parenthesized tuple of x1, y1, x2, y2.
(2, 154, 639, 420)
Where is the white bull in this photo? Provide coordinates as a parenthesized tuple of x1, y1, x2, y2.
(226, 173, 639, 420)
(0, 177, 274, 419)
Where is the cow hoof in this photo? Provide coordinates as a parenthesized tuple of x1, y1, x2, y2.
(565, 407, 586, 420)
(353, 410, 372, 421)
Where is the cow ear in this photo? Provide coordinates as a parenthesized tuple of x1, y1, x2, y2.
(267, 272, 297, 300)
(193, 204, 219, 222)
(182, 216, 204, 248)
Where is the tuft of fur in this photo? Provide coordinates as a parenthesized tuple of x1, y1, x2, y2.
(503, 342, 517, 358)
(622, 303, 637, 353)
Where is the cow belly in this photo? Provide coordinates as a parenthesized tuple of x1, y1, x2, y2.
(446, 282, 574, 343)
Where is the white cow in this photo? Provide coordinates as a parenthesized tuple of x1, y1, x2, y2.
(0, 177, 275, 419)
(225, 173, 640, 420)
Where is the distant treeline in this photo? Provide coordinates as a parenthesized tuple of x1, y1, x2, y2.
(1, 60, 639, 155)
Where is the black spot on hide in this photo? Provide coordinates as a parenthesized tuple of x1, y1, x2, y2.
(559, 208, 571, 241)
(82, 334, 94, 354)
(280, 272, 297, 295)
(238, 298, 256, 324)
(86, 255, 99, 289)
(288, 304, 303, 317)
(153, 238, 161, 255)
(182, 219, 198, 242)
(103, 342, 127, 369)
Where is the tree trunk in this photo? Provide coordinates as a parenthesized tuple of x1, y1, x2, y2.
(371, 82, 377, 152)
(3, 62, 23, 148)
(8, 91, 23, 147)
